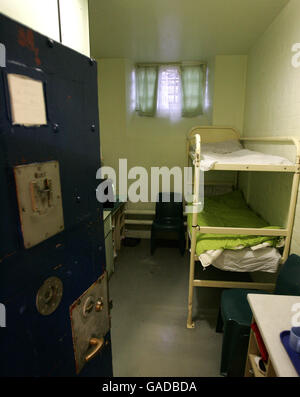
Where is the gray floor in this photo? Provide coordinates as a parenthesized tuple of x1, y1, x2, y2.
(109, 239, 238, 377)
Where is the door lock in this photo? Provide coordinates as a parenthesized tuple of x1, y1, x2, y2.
(82, 296, 104, 317)
(95, 298, 104, 312)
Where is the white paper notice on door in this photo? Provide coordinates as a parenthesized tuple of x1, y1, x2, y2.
(7, 73, 47, 126)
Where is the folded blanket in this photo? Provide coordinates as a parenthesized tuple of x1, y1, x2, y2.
(187, 190, 281, 257)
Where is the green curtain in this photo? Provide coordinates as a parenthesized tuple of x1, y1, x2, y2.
(136, 66, 158, 117)
(181, 65, 204, 117)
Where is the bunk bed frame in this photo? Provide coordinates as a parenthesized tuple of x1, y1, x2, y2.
(186, 126, 300, 329)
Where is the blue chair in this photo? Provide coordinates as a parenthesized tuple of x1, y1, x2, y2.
(216, 254, 300, 377)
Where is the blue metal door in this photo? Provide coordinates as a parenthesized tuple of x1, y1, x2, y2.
(0, 13, 113, 377)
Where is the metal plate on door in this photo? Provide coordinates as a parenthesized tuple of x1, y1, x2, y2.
(36, 276, 63, 316)
(14, 161, 64, 249)
(69, 272, 110, 374)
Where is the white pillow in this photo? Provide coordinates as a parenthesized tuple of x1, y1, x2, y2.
(201, 140, 243, 154)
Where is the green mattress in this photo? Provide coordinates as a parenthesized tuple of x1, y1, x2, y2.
(187, 190, 280, 256)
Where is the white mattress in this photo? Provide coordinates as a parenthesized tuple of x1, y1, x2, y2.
(198, 246, 281, 273)
(190, 148, 293, 171)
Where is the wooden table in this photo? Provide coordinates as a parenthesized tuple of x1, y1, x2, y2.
(245, 294, 300, 377)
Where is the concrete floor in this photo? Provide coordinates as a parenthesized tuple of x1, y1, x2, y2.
(109, 239, 251, 377)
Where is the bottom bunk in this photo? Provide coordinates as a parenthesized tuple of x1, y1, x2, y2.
(186, 190, 284, 328)
(187, 190, 283, 273)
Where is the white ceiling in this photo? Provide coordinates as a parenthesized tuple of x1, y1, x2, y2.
(89, 0, 289, 62)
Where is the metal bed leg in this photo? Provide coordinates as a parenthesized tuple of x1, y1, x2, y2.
(185, 231, 189, 251)
(186, 238, 195, 329)
(282, 171, 300, 262)
(187, 133, 201, 329)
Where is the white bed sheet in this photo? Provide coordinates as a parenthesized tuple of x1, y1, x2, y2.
(190, 149, 293, 171)
(198, 246, 281, 273)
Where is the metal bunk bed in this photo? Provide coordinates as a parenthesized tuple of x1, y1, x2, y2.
(186, 126, 300, 329)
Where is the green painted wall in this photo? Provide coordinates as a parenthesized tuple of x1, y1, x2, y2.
(213, 55, 247, 132)
(240, 0, 300, 282)
(242, 0, 300, 253)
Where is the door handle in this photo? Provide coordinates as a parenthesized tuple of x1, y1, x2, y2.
(85, 337, 105, 362)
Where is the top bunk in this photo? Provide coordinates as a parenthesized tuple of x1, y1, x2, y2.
(187, 126, 300, 173)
